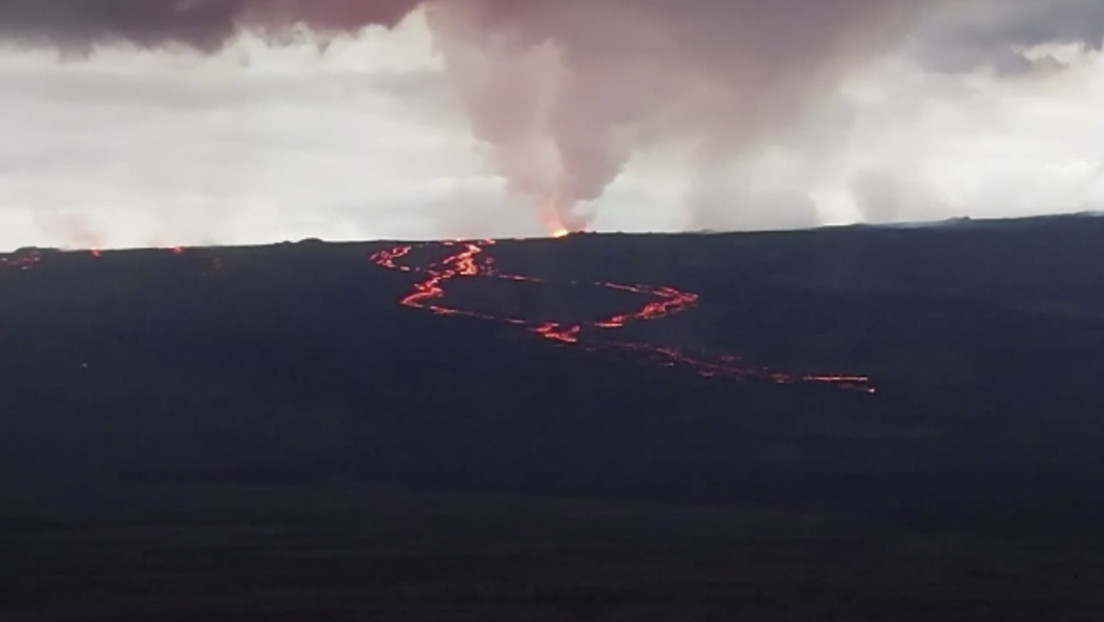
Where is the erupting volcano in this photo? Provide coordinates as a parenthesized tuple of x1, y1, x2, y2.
(369, 237, 874, 393)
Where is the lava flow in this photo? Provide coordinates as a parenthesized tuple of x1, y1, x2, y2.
(369, 238, 875, 393)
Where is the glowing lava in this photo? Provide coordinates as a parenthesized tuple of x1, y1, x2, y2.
(3, 238, 872, 393)
(369, 239, 875, 393)
(535, 323, 582, 344)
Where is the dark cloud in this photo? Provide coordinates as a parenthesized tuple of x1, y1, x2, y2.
(958, 0, 1104, 51)
(0, 0, 244, 50)
(911, 0, 1104, 74)
(0, 0, 420, 51)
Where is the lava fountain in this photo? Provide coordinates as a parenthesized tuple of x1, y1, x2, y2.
(536, 198, 585, 239)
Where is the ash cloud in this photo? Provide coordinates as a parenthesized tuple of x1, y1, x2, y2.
(2, 0, 1104, 236)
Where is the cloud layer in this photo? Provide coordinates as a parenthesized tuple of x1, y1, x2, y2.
(0, 0, 1103, 248)
(0, 1, 419, 50)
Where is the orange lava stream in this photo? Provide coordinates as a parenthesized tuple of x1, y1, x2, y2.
(369, 239, 875, 393)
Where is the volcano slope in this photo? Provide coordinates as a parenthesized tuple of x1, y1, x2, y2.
(2, 215, 1104, 620)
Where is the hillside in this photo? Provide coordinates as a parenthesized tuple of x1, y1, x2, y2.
(2, 215, 1103, 620)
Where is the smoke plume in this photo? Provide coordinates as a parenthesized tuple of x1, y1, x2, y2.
(2, 0, 1104, 234)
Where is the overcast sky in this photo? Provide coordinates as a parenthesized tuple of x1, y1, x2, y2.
(1, 1, 1104, 250)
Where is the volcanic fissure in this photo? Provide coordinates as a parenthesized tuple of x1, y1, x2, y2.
(368, 237, 875, 393)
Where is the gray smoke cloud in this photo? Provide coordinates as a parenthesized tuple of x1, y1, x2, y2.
(2, 0, 1103, 233)
(421, 0, 930, 231)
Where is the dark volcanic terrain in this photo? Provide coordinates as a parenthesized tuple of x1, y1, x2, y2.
(2, 215, 1104, 620)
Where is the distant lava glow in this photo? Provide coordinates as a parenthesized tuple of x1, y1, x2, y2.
(2, 246, 223, 275)
(369, 240, 875, 393)
(0, 249, 43, 271)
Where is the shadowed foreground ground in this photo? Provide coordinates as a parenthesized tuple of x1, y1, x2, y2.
(2, 215, 1103, 620)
